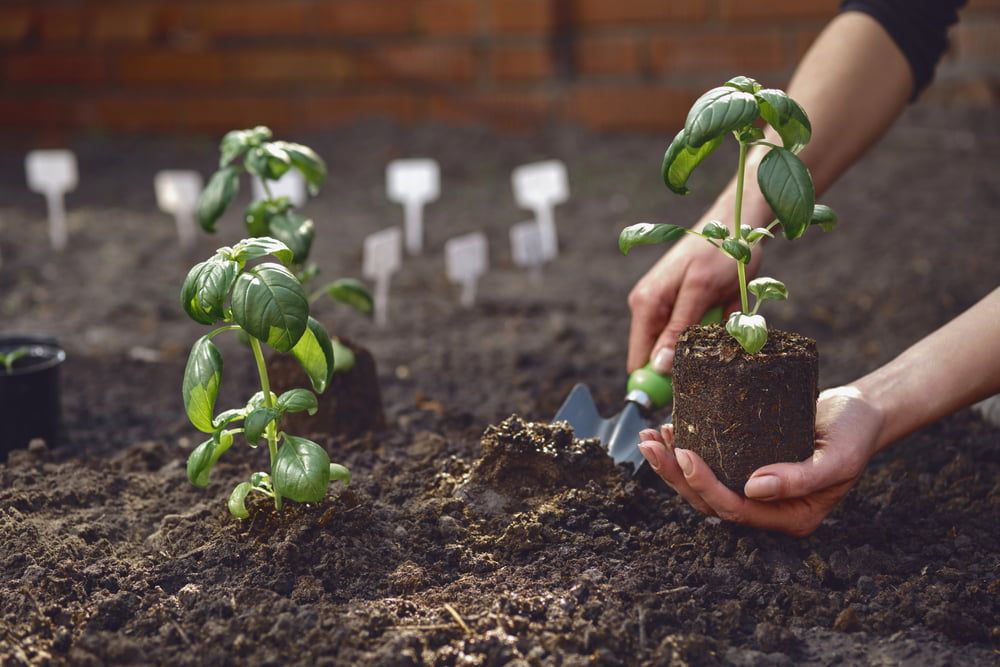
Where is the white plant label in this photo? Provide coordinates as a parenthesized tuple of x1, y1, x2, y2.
(445, 232, 489, 308)
(154, 170, 203, 247)
(26, 149, 78, 251)
(510, 220, 546, 283)
(511, 159, 568, 261)
(362, 227, 402, 327)
(251, 170, 307, 207)
(387, 158, 440, 255)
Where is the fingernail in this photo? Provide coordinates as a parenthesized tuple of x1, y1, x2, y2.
(639, 428, 659, 442)
(675, 448, 693, 476)
(745, 475, 780, 499)
(638, 443, 661, 472)
(652, 348, 674, 374)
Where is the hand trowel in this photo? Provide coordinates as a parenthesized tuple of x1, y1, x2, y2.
(553, 307, 723, 473)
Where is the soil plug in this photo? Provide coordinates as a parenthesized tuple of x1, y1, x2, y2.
(154, 170, 203, 247)
(618, 76, 838, 490)
(363, 227, 402, 327)
(444, 232, 489, 308)
(179, 237, 352, 518)
(511, 160, 569, 261)
(510, 220, 546, 283)
(251, 169, 306, 208)
(25, 149, 78, 252)
(387, 158, 440, 255)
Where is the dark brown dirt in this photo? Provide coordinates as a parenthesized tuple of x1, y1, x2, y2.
(673, 325, 818, 491)
(0, 108, 998, 665)
(268, 336, 387, 440)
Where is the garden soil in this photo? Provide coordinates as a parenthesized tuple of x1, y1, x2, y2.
(0, 108, 998, 665)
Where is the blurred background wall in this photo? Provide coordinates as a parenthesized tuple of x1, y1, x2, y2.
(1, 0, 997, 139)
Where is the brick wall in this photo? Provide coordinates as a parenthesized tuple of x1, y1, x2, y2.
(1, 0, 997, 137)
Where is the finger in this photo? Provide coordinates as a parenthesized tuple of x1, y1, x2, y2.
(674, 448, 823, 536)
(627, 294, 670, 372)
(744, 444, 858, 501)
(649, 278, 717, 374)
(659, 423, 674, 452)
(638, 428, 663, 445)
(638, 441, 715, 516)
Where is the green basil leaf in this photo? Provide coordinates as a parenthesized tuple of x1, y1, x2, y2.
(701, 220, 729, 240)
(722, 238, 751, 264)
(810, 204, 838, 232)
(182, 336, 224, 433)
(197, 167, 240, 233)
(738, 126, 765, 143)
(329, 463, 351, 486)
(244, 143, 292, 180)
(187, 430, 233, 488)
(228, 482, 252, 519)
(757, 148, 815, 241)
(250, 471, 270, 490)
(331, 337, 356, 374)
(746, 227, 774, 243)
(268, 212, 315, 266)
(273, 435, 331, 503)
(726, 312, 768, 355)
(277, 388, 318, 415)
(724, 75, 760, 94)
(213, 408, 246, 430)
(684, 86, 759, 148)
(272, 141, 327, 196)
(748, 277, 788, 302)
(231, 236, 295, 267)
(231, 263, 309, 353)
(245, 391, 276, 412)
(661, 128, 723, 195)
(618, 223, 686, 255)
(245, 407, 281, 446)
(180, 256, 239, 325)
(739, 224, 752, 239)
(219, 128, 271, 167)
(291, 316, 335, 393)
(755, 89, 811, 153)
(323, 278, 373, 315)
(244, 197, 292, 237)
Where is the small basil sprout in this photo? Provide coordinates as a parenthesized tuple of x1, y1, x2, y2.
(618, 76, 838, 354)
(0, 347, 28, 374)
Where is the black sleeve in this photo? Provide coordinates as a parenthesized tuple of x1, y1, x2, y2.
(840, 0, 968, 99)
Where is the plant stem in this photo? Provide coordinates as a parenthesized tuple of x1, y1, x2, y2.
(261, 178, 275, 201)
(734, 141, 750, 314)
(249, 337, 282, 511)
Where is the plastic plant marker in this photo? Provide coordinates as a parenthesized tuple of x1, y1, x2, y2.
(25, 150, 78, 252)
(511, 160, 568, 261)
(444, 232, 489, 308)
(154, 170, 204, 247)
(509, 220, 546, 283)
(386, 158, 440, 255)
(362, 227, 402, 327)
(251, 170, 307, 207)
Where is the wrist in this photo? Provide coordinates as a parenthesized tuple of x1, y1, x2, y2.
(848, 371, 898, 454)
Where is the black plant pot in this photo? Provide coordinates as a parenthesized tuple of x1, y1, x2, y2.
(0, 335, 66, 457)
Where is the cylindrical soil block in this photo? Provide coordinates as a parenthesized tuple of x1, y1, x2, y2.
(0, 335, 66, 457)
(673, 325, 818, 492)
(268, 336, 385, 439)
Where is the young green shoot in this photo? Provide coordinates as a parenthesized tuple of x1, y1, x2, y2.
(197, 126, 375, 334)
(180, 237, 361, 518)
(618, 76, 838, 354)
(0, 347, 28, 374)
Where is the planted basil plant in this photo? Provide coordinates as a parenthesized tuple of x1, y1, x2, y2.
(180, 237, 356, 518)
(618, 76, 837, 353)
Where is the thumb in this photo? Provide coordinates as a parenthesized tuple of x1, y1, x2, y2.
(744, 446, 854, 500)
(649, 278, 717, 374)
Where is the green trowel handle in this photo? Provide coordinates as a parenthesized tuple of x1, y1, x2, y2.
(626, 306, 724, 410)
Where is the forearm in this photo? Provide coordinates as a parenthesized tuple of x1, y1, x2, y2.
(700, 11, 913, 231)
(853, 287, 1000, 452)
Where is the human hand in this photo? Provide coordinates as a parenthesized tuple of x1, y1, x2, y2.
(636, 386, 884, 537)
(626, 231, 761, 373)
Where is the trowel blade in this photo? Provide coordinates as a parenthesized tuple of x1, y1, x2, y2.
(553, 383, 656, 474)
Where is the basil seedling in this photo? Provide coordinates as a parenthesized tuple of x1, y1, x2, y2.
(619, 76, 837, 354)
(0, 347, 28, 374)
(197, 126, 374, 347)
(180, 237, 353, 518)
